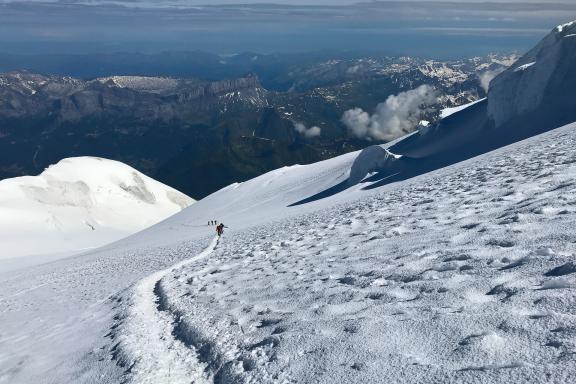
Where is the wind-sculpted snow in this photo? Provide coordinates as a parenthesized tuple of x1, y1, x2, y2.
(347, 145, 403, 185)
(105, 122, 576, 384)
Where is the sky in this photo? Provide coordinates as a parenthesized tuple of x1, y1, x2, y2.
(0, 1, 574, 57)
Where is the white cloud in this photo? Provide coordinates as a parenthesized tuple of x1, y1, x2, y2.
(342, 85, 438, 141)
(293, 122, 321, 138)
(478, 68, 506, 92)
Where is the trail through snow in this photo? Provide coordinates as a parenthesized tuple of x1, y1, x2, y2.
(111, 236, 220, 384)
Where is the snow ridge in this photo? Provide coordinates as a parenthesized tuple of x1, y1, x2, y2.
(440, 97, 486, 119)
(557, 21, 575, 33)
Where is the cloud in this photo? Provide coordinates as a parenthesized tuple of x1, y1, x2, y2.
(293, 121, 321, 138)
(342, 85, 438, 141)
(478, 68, 506, 92)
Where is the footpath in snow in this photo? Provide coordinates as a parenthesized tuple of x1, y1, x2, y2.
(109, 236, 219, 384)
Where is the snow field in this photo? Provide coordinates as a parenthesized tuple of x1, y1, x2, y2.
(110, 123, 576, 383)
(2, 122, 576, 384)
(0, 231, 213, 384)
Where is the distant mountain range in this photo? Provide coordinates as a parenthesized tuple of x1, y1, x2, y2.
(0, 53, 516, 198)
(0, 51, 517, 92)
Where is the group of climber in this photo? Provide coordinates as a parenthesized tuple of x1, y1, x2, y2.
(208, 220, 227, 237)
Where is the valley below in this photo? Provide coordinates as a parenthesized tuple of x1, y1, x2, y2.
(0, 53, 513, 199)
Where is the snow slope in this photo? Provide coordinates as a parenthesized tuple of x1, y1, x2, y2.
(109, 122, 576, 384)
(440, 97, 486, 119)
(488, 20, 576, 128)
(1, 121, 576, 383)
(0, 157, 194, 260)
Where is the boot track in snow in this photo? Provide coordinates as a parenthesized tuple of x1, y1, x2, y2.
(109, 236, 219, 384)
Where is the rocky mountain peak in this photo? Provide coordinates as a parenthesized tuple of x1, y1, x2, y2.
(205, 73, 262, 96)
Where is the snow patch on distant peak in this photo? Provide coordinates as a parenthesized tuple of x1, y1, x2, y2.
(117, 172, 157, 205)
(166, 190, 193, 209)
(97, 76, 179, 93)
(514, 62, 536, 72)
(441, 98, 486, 119)
(556, 21, 575, 33)
(20, 176, 93, 208)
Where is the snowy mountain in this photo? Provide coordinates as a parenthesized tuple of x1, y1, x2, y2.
(373, 21, 576, 184)
(488, 21, 576, 130)
(1, 21, 576, 384)
(0, 157, 193, 260)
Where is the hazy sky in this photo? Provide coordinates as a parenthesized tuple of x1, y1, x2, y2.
(0, 1, 574, 57)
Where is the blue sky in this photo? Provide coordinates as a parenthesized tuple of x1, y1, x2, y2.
(0, 1, 574, 57)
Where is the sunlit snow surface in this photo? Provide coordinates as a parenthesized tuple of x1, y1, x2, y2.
(2, 123, 576, 383)
(440, 98, 487, 119)
(0, 157, 193, 260)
